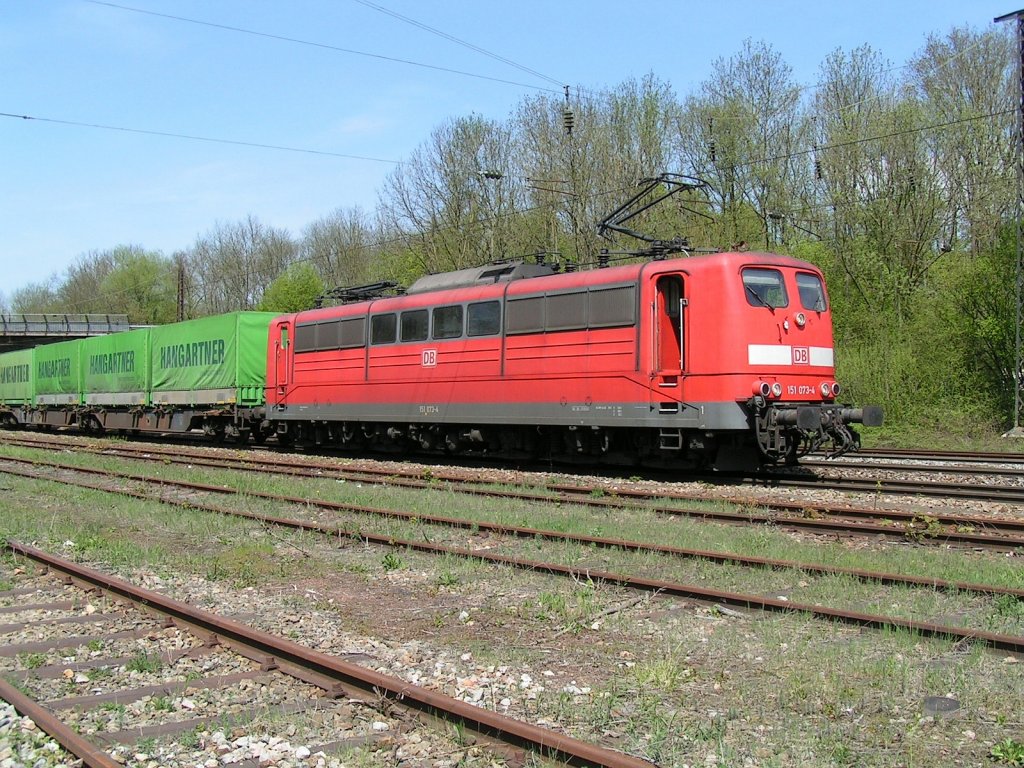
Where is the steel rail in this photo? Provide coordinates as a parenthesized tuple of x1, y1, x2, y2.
(856, 447, 1024, 463)
(3, 540, 656, 768)
(755, 472, 1024, 504)
(5, 466, 1024, 654)
(2, 458, 1021, 599)
(803, 458, 1024, 479)
(0, 676, 122, 768)
(4, 441, 1024, 546)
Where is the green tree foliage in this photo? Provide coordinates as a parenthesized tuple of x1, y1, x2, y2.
(98, 246, 177, 323)
(256, 262, 324, 313)
(10, 245, 175, 323)
(9, 278, 60, 314)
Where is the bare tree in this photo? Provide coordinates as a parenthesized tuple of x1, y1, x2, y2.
(514, 75, 685, 265)
(910, 25, 1015, 253)
(677, 40, 810, 251)
(185, 216, 297, 314)
(302, 206, 379, 289)
(378, 115, 525, 274)
(9, 278, 59, 314)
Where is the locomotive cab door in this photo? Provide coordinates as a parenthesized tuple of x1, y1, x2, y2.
(653, 274, 685, 385)
(271, 321, 290, 400)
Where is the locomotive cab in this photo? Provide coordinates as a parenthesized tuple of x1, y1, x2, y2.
(731, 258, 881, 463)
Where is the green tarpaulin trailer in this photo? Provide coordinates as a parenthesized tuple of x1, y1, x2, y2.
(33, 339, 82, 406)
(81, 328, 151, 406)
(0, 348, 33, 405)
(149, 312, 276, 407)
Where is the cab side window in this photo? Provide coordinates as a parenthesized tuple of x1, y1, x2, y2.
(796, 272, 827, 311)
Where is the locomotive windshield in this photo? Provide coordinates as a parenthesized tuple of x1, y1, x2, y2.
(796, 272, 827, 311)
(742, 268, 788, 309)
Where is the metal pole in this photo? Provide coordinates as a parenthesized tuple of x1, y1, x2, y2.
(996, 9, 1024, 435)
(176, 254, 186, 323)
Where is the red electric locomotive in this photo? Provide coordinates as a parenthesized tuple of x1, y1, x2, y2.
(265, 251, 881, 470)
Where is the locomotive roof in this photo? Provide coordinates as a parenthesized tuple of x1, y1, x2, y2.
(290, 251, 821, 322)
(405, 261, 557, 295)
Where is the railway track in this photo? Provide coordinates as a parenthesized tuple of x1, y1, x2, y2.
(802, 457, 1024, 480)
(2, 454, 1023, 656)
(855, 447, 1024, 464)
(0, 541, 655, 768)
(754, 470, 1024, 504)
(4, 434, 1024, 549)
(3, 433, 1021, 767)
(6, 430, 1024, 503)
(2, 453, 1022, 599)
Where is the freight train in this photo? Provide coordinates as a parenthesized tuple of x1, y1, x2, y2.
(0, 251, 881, 470)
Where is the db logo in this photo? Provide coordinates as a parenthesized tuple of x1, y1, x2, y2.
(422, 349, 437, 367)
(792, 346, 810, 365)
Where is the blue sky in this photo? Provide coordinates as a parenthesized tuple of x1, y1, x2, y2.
(0, 0, 1000, 301)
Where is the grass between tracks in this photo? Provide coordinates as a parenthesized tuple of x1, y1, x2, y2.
(1, 441, 1023, 767)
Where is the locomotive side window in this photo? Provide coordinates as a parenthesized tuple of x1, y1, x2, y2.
(546, 291, 587, 331)
(589, 285, 636, 328)
(315, 320, 340, 351)
(506, 296, 545, 334)
(432, 305, 463, 340)
(742, 268, 788, 309)
(371, 313, 397, 345)
(295, 323, 317, 352)
(338, 317, 366, 348)
(400, 309, 429, 342)
(796, 272, 827, 311)
(467, 301, 501, 337)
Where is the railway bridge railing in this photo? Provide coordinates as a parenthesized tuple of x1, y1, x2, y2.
(0, 313, 130, 336)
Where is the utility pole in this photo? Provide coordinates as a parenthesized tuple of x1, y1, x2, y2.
(996, 9, 1024, 436)
(175, 254, 186, 323)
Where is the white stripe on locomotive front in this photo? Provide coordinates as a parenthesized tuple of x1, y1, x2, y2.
(747, 345, 834, 366)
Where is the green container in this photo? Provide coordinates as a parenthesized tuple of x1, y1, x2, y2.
(0, 348, 33, 405)
(150, 312, 275, 406)
(81, 328, 151, 406)
(34, 339, 83, 405)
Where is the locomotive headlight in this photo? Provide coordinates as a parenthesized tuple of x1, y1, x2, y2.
(771, 382, 783, 398)
(820, 382, 831, 398)
(795, 312, 807, 328)
(831, 382, 842, 397)
(753, 381, 772, 397)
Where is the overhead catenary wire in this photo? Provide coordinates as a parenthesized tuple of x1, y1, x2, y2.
(0, 111, 403, 164)
(84, 0, 563, 94)
(350, 0, 566, 89)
